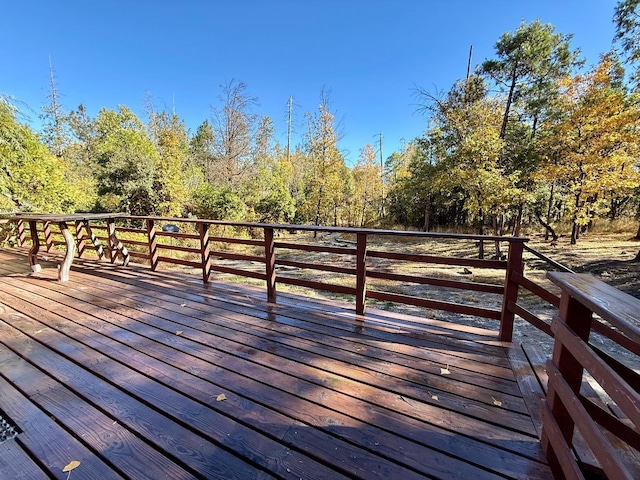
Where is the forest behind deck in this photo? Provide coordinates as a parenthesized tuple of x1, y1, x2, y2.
(0, 248, 551, 479)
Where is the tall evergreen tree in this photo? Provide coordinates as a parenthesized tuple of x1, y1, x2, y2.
(301, 90, 348, 229)
(481, 20, 582, 234)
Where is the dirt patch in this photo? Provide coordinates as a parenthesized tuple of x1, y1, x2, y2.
(169, 229, 640, 370)
(275, 231, 640, 370)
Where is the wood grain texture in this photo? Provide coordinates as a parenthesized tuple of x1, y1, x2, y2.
(0, 438, 50, 480)
(0, 375, 123, 480)
(548, 272, 640, 345)
(0, 248, 553, 479)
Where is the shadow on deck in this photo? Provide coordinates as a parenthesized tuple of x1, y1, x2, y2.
(0, 248, 552, 479)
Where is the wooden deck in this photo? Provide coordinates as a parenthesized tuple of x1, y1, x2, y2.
(0, 248, 552, 479)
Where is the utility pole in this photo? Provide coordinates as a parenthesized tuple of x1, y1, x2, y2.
(465, 45, 473, 103)
(379, 131, 384, 217)
(287, 95, 293, 163)
(47, 55, 63, 157)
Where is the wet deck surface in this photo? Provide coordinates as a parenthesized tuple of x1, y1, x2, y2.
(0, 248, 552, 479)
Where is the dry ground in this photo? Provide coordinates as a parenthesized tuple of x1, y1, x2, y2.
(206, 228, 640, 370)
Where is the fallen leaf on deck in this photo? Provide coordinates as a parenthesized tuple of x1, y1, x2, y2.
(492, 397, 502, 407)
(63, 460, 80, 472)
(216, 393, 227, 401)
(440, 365, 451, 375)
(431, 395, 439, 401)
(181, 303, 186, 307)
(175, 331, 183, 336)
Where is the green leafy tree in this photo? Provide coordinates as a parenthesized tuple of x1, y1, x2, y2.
(190, 119, 216, 184)
(190, 183, 247, 221)
(614, 0, 640, 85)
(384, 141, 422, 228)
(481, 20, 582, 235)
(241, 116, 297, 223)
(245, 115, 277, 205)
(613, 0, 640, 240)
(148, 110, 190, 216)
(481, 19, 580, 140)
(254, 180, 295, 223)
(414, 77, 520, 256)
(0, 97, 78, 212)
(63, 104, 98, 211)
(93, 106, 160, 215)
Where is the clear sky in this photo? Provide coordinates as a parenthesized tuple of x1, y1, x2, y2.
(1, 0, 620, 165)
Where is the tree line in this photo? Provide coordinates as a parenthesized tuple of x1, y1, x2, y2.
(2, 1, 640, 245)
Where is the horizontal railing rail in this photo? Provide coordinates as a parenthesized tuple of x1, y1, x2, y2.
(13, 215, 524, 325)
(499, 244, 569, 340)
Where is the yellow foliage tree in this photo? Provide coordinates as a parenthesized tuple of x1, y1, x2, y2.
(352, 143, 383, 227)
(300, 97, 349, 228)
(538, 56, 640, 244)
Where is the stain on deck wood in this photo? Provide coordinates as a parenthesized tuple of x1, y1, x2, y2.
(0, 248, 552, 479)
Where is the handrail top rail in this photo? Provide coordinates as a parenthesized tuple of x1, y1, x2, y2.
(121, 215, 529, 243)
(523, 244, 574, 273)
(10, 212, 127, 222)
(10, 213, 530, 242)
(548, 272, 640, 346)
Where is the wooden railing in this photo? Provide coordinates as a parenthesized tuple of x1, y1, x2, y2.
(498, 243, 566, 340)
(541, 273, 640, 479)
(14, 215, 524, 322)
(501, 243, 640, 359)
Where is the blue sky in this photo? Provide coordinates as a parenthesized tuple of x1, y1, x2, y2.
(1, 0, 620, 165)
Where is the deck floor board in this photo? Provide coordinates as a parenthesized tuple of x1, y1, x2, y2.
(0, 248, 553, 479)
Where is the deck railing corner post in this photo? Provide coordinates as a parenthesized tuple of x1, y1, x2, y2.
(264, 226, 276, 302)
(499, 239, 524, 342)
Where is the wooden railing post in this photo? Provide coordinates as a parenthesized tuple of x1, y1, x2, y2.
(541, 291, 593, 472)
(146, 219, 159, 271)
(264, 227, 276, 302)
(43, 221, 53, 252)
(198, 221, 211, 283)
(28, 220, 41, 272)
(75, 220, 86, 258)
(57, 221, 75, 281)
(356, 233, 367, 315)
(16, 219, 26, 247)
(106, 218, 129, 266)
(85, 221, 105, 259)
(107, 219, 117, 263)
(499, 240, 524, 341)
